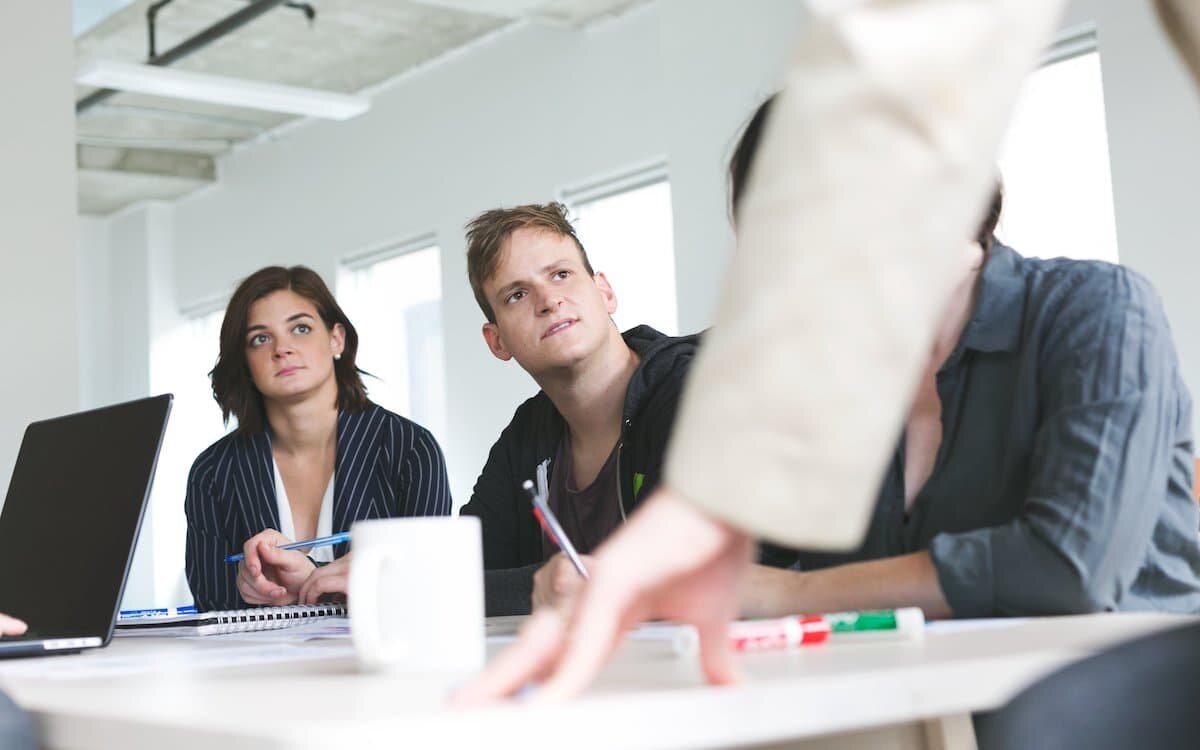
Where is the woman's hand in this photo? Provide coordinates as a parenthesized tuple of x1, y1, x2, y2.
(236, 529, 315, 605)
(298, 553, 352, 605)
(0, 612, 27, 637)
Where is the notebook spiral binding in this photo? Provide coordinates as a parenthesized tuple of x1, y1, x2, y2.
(197, 603, 347, 635)
(116, 602, 347, 637)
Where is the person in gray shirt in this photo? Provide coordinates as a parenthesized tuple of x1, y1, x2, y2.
(0, 613, 36, 749)
(733, 100, 1199, 620)
(744, 232, 1200, 618)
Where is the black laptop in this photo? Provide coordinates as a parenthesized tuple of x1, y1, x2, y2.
(0, 395, 171, 658)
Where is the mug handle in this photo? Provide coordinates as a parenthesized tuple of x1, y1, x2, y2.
(349, 546, 406, 666)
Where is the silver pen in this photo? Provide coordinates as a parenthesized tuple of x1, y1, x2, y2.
(523, 479, 590, 579)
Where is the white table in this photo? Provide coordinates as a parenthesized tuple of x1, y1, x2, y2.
(0, 613, 1191, 750)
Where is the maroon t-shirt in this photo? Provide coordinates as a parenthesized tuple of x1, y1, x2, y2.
(541, 436, 623, 560)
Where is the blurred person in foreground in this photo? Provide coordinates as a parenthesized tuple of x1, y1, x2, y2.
(453, 0, 1200, 705)
(727, 95, 1198, 622)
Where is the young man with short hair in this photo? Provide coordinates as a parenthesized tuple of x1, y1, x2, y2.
(459, 202, 698, 615)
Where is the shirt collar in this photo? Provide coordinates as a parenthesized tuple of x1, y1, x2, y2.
(959, 241, 1026, 354)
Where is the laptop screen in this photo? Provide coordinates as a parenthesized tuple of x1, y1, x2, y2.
(0, 395, 171, 640)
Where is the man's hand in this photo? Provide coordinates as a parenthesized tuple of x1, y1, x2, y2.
(236, 529, 315, 605)
(298, 553, 352, 605)
(451, 487, 753, 706)
(531, 552, 595, 611)
(0, 613, 27, 637)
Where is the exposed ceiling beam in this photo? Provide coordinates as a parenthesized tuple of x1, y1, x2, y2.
(76, 145, 217, 215)
(76, 0, 290, 114)
(77, 144, 216, 182)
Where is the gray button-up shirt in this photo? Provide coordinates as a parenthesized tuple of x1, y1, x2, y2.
(787, 242, 1200, 616)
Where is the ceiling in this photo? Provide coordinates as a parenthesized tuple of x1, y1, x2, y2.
(74, 0, 646, 215)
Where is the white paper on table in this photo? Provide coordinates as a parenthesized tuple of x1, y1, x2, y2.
(925, 618, 1030, 634)
(0, 642, 355, 680)
(487, 621, 696, 655)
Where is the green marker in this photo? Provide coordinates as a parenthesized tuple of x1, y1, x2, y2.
(824, 607, 925, 639)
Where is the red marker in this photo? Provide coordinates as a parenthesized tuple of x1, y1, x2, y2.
(728, 615, 831, 652)
(663, 610, 924, 657)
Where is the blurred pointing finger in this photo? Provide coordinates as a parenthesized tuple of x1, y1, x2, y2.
(449, 608, 567, 707)
(535, 576, 636, 702)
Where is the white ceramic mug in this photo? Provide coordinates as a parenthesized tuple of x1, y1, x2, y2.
(348, 516, 484, 674)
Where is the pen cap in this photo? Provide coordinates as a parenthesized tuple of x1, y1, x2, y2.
(825, 607, 925, 641)
(894, 607, 926, 639)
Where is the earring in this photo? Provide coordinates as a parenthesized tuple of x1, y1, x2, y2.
(334, 353, 342, 361)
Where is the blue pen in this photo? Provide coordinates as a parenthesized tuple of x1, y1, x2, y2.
(225, 531, 352, 563)
(118, 605, 198, 620)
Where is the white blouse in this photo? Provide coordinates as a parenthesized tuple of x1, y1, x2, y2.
(273, 457, 334, 563)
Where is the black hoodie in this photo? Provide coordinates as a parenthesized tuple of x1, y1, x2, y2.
(460, 325, 698, 614)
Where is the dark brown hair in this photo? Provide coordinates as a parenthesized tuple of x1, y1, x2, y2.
(729, 94, 1003, 250)
(976, 182, 1003, 253)
(465, 202, 594, 323)
(210, 265, 368, 433)
(728, 95, 775, 222)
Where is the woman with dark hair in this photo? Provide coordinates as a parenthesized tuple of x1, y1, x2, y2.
(732, 95, 1200, 620)
(185, 265, 451, 611)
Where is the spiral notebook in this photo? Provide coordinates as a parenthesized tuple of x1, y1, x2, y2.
(115, 603, 346, 637)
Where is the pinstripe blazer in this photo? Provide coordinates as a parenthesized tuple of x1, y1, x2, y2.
(185, 402, 451, 611)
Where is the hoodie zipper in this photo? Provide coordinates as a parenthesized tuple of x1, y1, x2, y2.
(616, 417, 632, 521)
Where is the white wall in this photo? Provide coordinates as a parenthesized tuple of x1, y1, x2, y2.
(76, 0, 1200, 604)
(1061, 1, 1200, 435)
(159, 0, 808, 506)
(80, 204, 183, 606)
(0, 1, 79, 498)
(658, 0, 803, 333)
(79, 216, 116, 410)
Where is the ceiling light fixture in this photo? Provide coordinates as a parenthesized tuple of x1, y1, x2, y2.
(76, 60, 370, 121)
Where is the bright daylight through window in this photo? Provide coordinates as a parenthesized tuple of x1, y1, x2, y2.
(568, 173, 678, 336)
(997, 47, 1118, 263)
(148, 307, 229, 607)
(338, 244, 448, 445)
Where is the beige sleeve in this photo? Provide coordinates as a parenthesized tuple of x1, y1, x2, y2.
(664, 0, 1068, 550)
(1156, 0, 1200, 88)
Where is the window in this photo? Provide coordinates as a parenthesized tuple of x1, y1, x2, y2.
(338, 241, 448, 443)
(147, 306, 230, 607)
(996, 32, 1118, 262)
(565, 165, 678, 335)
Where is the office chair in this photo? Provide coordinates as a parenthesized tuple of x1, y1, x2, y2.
(977, 621, 1200, 749)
